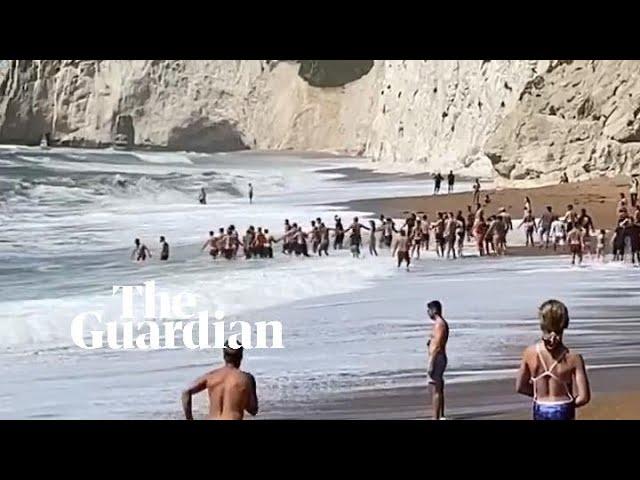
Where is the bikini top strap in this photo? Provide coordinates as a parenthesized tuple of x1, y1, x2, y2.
(535, 342, 549, 372)
(546, 348, 568, 375)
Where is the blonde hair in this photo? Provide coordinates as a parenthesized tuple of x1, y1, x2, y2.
(538, 299, 570, 333)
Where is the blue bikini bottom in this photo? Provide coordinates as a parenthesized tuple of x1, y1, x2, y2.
(533, 400, 575, 420)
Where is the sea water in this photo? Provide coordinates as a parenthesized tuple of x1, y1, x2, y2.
(0, 146, 638, 419)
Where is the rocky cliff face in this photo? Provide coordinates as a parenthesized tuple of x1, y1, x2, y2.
(485, 60, 640, 185)
(2, 60, 639, 183)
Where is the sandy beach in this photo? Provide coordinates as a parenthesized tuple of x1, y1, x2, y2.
(341, 176, 631, 230)
(328, 174, 640, 420)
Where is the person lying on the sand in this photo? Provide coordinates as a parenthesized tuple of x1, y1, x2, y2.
(182, 341, 258, 420)
(516, 299, 591, 420)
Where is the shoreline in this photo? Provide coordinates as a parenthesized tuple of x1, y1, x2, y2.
(263, 366, 640, 420)
(338, 176, 631, 230)
(318, 174, 640, 420)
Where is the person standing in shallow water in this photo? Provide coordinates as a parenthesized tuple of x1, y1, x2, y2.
(516, 300, 590, 420)
(427, 300, 449, 420)
(447, 170, 455, 194)
(159, 236, 170, 261)
(248, 183, 254, 204)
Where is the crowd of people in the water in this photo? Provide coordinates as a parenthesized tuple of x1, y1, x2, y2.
(131, 173, 640, 268)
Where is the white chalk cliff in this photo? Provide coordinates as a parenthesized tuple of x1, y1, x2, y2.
(1, 60, 639, 183)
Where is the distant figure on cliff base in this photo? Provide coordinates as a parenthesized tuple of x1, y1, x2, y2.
(629, 174, 639, 207)
(248, 183, 254, 204)
(559, 172, 569, 184)
(433, 172, 443, 195)
(159, 236, 170, 261)
(447, 170, 455, 194)
(199, 188, 207, 205)
(472, 178, 481, 205)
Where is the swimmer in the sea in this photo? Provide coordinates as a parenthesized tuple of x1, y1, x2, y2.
(248, 183, 253, 204)
(199, 187, 207, 205)
(181, 341, 258, 420)
(160, 236, 169, 261)
(392, 229, 411, 271)
(131, 238, 152, 262)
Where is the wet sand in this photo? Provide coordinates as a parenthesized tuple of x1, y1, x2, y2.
(341, 176, 631, 230)
(321, 174, 639, 419)
(265, 366, 640, 420)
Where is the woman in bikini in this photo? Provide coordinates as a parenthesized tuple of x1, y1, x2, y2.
(516, 299, 591, 420)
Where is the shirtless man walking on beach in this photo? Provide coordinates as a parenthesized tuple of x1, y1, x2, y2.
(427, 300, 449, 420)
(182, 342, 258, 420)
